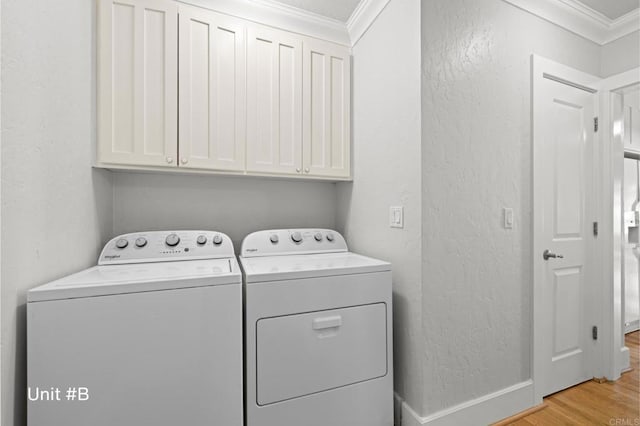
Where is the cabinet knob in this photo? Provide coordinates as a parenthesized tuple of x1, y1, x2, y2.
(304, 168, 310, 173)
(166, 157, 173, 164)
(181, 157, 188, 165)
(296, 168, 301, 173)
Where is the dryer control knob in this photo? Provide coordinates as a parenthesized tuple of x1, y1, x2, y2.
(314, 232, 323, 242)
(212, 234, 223, 245)
(135, 237, 147, 248)
(270, 234, 279, 244)
(165, 233, 180, 247)
(291, 232, 303, 243)
(115, 238, 128, 249)
(196, 235, 207, 245)
(326, 233, 335, 242)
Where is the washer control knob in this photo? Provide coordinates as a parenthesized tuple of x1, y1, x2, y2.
(115, 238, 128, 249)
(196, 235, 207, 245)
(135, 237, 147, 248)
(212, 234, 223, 245)
(326, 233, 335, 242)
(314, 232, 323, 242)
(291, 232, 303, 243)
(270, 234, 279, 244)
(165, 233, 180, 247)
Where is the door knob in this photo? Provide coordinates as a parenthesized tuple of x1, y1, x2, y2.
(543, 249, 564, 260)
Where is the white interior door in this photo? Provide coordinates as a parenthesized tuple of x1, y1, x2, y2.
(533, 56, 599, 399)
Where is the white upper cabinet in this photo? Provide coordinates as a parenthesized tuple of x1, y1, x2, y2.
(97, 0, 351, 180)
(302, 38, 351, 179)
(178, 6, 246, 171)
(98, 0, 178, 167)
(246, 25, 303, 176)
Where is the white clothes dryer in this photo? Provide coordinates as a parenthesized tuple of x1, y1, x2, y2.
(27, 230, 243, 426)
(240, 229, 393, 426)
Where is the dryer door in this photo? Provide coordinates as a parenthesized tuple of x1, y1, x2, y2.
(255, 303, 387, 405)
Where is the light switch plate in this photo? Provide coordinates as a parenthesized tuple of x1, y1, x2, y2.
(390, 206, 404, 229)
(504, 207, 514, 229)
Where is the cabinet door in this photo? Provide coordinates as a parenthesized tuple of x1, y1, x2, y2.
(178, 6, 246, 171)
(98, 0, 178, 167)
(246, 26, 303, 175)
(303, 39, 351, 179)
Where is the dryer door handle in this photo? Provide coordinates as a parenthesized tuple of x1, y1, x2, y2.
(312, 315, 342, 330)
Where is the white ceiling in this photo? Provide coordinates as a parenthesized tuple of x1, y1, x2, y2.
(270, 0, 361, 22)
(270, 0, 638, 23)
(578, 0, 639, 20)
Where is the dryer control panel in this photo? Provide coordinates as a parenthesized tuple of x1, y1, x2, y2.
(99, 230, 234, 265)
(240, 229, 348, 258)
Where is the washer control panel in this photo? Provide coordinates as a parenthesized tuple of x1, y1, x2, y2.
(99, 230, 234, 265)
(240, 229, 347, 258)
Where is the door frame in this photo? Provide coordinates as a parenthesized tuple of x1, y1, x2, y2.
(599, 67, 640, 382)
(531, 55, 602, 403)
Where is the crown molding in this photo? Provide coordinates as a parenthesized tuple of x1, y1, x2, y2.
(177, 0, 350, 46)
(177, 0, 394, 48)
(502, 0, 640, 45)
(347, 0, 391, 46)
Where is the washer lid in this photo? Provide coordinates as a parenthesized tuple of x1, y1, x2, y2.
(28, 258, 240, 302)
(239, 252, 391, 283)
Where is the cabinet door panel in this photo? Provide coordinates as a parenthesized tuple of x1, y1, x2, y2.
(179, 6, 246, 171)
(98, 0, 178, 167)
(303, 39, 351, 178)
(247, 26, 302, 175)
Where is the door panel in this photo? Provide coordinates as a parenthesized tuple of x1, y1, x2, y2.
(178, 6, 246, 171)
(553, 267, 581, 356)
(553, 99, 584, 236)
(537, 75, 596, 397)
(255, 303, 387, 406)
(98, 0, 178, 167)
(111, 3, 135, 155)
(246, 26, 302, 175)
(303, 39, 351, 178)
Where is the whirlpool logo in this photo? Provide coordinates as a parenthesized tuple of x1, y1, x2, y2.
(104, 255, 121, 260)
(246, 248, 258, 253)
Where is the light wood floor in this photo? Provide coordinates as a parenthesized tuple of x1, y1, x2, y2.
(505, 331, 639, 425)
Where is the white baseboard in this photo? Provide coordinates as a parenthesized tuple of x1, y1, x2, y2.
(620, 346, 631, 373)
(400, 380, 535, 426)
(394, 392, 403, 426)
(625, 319, 639, 334)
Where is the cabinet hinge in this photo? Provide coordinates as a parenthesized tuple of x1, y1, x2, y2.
(594, 117, 598, 132)
(592, 326, 598, 340)
(593, 221, 598, 237)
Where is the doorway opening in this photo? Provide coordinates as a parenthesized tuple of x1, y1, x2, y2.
(613, 82, 640, 373)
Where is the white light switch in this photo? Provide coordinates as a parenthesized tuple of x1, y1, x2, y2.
(390, 206, 404, 229)
(504, 208, 514, 229)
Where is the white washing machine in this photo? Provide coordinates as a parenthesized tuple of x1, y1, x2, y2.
(27, 230, 243, 426)
(240, 229, 393, 426)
